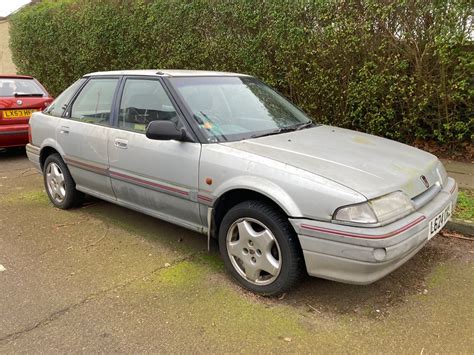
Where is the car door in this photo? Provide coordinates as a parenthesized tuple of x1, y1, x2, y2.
(57, 76, 119, 200)
(107, 77, 202, 231)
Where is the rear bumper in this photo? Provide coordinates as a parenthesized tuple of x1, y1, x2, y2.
(0, 123, 28, 148)
(290, 177, 458, 285)
(26, 143, 41, 171)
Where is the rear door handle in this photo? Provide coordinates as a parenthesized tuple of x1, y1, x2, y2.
(59, 126, 69, 134)
(114, 138, 128, 149)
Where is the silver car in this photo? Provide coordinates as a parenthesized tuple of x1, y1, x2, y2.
(26, 70, 457, 295)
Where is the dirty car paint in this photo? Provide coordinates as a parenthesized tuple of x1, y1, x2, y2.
(225, 125, 442, 200)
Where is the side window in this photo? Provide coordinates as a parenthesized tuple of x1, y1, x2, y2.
(69, 78, 118, 125)
(44, 78, 85, 117)
(119, 79, 178, 133)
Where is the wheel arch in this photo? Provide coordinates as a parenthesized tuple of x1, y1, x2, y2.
(211, 180, 302, 240)
(39, 145, 61, 170)
(214, 191, 306, 295)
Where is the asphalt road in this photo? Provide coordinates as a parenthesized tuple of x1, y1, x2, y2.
(1, 148, 473, 353)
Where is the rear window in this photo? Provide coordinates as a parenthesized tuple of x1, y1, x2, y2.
(0, 78, 46, 97)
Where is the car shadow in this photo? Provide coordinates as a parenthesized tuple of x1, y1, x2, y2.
(0, 147, 32, 173)
(77, 195, 210, 253)
(279, 242, 453, 316)
(74, 196, 464, 317)
(0, 146, 27, 159)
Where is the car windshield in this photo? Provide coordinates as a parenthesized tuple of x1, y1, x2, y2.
(169, 76, 313, 142)
(0, 78, 45, 97)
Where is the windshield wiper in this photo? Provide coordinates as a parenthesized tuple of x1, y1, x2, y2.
(250, 126, 295, 139)
(250, 121, 314, 139)
(295, 121, 314, 130)
(14, 92, 44, 97)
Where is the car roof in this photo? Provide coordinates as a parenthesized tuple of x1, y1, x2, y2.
(0, 74, 34, 79)
(84, 69, 251, 78)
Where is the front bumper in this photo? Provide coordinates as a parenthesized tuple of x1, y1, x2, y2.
(290, 177, 458, 285)
(0, 123, 29, 148)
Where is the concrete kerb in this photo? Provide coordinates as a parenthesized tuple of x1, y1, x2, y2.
(447, 218, 474, 237)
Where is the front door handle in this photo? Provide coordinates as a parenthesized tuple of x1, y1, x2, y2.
(114, 138, 128, 149)
(59, 126, 69, 134)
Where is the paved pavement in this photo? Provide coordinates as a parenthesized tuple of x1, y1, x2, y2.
(1, 149, 473, 353)
(442, 159, 474, 190)
(441, 159, 474, 234)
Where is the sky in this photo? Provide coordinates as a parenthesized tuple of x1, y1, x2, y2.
(0, 0, 31, 17)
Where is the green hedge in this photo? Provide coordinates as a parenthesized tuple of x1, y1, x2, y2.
(10, 0, 473, 146)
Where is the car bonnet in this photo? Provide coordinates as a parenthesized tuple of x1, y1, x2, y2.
(223, 125, 444, 200)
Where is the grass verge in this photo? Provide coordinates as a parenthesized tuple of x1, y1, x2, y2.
(454, 189, 474, 221)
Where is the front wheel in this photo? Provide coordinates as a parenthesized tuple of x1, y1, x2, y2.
(218, 200, 304, 296)
(43, 153, 84, 209)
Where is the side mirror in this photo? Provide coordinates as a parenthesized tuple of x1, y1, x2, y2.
(145, 120, 188, 141)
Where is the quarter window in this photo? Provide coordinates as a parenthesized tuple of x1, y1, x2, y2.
(70, 78, 118, 125)
(44, 78, 85, 117)
(119, 79, 178, 133)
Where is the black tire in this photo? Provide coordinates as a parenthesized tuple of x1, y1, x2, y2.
(218, 200, 304, 296)
(43, 153, 84, 209)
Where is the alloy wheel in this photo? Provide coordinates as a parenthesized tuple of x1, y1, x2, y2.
(226, 218, 282, 285)
(46, 162, 66, 204)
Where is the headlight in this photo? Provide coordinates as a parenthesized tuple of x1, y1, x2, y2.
(333, 191, 415, 225)
(333, 202, 377, 224)
(435, 160, 448, 187)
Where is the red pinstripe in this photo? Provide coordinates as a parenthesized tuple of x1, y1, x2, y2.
(109, 170, 189, 196)
(300, 216, 426, 240)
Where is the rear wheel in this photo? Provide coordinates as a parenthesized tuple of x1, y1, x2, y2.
(43, 153, 84, 209)
(219, 200, 303, 296)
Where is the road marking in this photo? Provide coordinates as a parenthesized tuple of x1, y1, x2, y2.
(0, 264, 5, 272)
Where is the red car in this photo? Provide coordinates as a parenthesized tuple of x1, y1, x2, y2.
(0, 75, 53, 148)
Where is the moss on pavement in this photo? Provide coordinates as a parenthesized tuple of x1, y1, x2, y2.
(1, 158, 472, 352)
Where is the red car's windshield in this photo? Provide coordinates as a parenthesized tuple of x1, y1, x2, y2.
(0, 78, 46, 97)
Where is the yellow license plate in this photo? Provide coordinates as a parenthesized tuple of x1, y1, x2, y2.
(2, 109, 37, 119)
